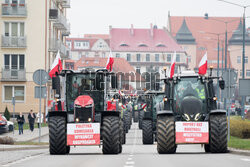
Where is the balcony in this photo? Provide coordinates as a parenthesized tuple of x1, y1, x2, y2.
(62, 24, 70, 36)
(2, 3, 27, 17)
(49, 9, 70, 30)
(49, 38, 70, 59)
(1, 68, 26, 81)
(1, 35, 27, 48)
(61, 0, 71, 8)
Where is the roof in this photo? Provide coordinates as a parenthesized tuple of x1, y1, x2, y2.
(229, 20, 250, 45)
(175, 18, 196, 44)
(169, 16, 241, 68)
(84, 34, 110, 39)
(73, 57, 142, 82)
(110, 26, 184, 52)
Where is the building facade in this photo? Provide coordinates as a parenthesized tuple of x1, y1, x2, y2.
(0, 0, 70, 114)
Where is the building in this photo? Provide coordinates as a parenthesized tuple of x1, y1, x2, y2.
(66, 35, 110, 61)
(109, 24, 187, 77)
(0, 0, 71, 115)
(168, 15, 250, 79)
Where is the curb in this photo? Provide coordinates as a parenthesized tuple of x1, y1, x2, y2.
(0, 145, 49, 152)
(26, 133, 49, 142)
(229, 147, 250, 156)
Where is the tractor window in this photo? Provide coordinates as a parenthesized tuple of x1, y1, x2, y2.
(173, 77, 207, 113)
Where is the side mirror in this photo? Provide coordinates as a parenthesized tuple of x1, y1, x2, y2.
(52, 76, 60, 96)
(111, 75, 118, 89)
(219, 80, 225, 90)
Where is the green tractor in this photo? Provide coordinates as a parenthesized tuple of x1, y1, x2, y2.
(142, 91, 164, 144)
(156, 70, 227, 154)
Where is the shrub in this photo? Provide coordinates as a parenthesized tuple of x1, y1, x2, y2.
(0, 136, 15, 145)
(230, 118, 250, 139)
(4, 106, 10, 121)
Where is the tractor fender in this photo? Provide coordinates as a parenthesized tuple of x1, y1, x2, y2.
(157, 110, 174, 116)
(48, 111, 67, 121)
(101, 111, 120, 125)
(210, 109, 227, 115)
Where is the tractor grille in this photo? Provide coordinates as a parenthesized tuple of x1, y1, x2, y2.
(75, 107, 92, 123)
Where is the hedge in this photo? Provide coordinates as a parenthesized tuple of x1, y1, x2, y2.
(230, 118, 250, 139)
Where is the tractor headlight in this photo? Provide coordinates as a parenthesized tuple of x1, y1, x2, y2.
(194, 113, 201, 121)
(75, 118, 80, 122)
(183, 114, 190, 121)
(119, 103, 122, 107)
(88, 118, 92, 122)
(213, 97, 217, 101)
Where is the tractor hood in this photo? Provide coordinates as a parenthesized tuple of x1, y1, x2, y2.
(74, 95, 94, 108)
(180, 96, 202, 120)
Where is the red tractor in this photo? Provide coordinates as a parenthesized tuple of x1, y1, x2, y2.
(48, 69, 123, 154)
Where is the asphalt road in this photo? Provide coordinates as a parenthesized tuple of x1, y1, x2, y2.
(1, 123, 250, 167)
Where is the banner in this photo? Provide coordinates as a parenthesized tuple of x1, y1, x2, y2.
(175, 122, 209, 144)
(67, 123, 100, 146)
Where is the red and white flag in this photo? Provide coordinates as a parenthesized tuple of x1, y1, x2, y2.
(142, 103, 147, 110)
(106, 50, 114, 71)
(198, 52, 207, 75)
(169, 52, 176, 78)
(49, 51, 62, 78)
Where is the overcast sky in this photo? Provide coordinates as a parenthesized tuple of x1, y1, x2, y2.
(68, 0, 250, 37)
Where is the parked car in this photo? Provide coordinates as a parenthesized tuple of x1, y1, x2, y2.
(0, 114, 8, 134)
(2, 116, 14, 132)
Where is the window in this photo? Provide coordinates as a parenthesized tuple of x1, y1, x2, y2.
(237, 56, 241, 64)
(167, 54, 171, 62)
(247, 70, 250, 77)
(4, 85, 25, 102)
(4, 22, 24, 37)
(155, 67, 159, 72)
(155, 54, 159, 62)
(245, 56, 248, 64)
(4, 54, 25, 69)
(116, 53, 120, 58)
(66, 41, 72, 49)
(146, 54, 150, 62)
(127, 54, 131, 61)
(102, 52, 105, 58)
(188, 56, 191, 63)
(136, 54, 141, 62)
(74, 41, 89, 49)
(136, 67, 141, 74)
(146, 66, 150, 72)
(176, 54, 180, 62)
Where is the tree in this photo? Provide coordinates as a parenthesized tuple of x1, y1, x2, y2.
(4, 106, 10, 121)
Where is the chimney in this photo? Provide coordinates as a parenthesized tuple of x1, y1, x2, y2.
(150, 23, 154, 37)
(130, 24, 134, 36)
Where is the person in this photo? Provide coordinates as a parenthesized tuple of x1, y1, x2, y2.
(195, 85, 205, 100)
(36, 112, 44, 128)
(16, 112, 25, 135)
(182, 83, 198, 98)
(28, 109, 36, 132)
(78, 79, 90, 94)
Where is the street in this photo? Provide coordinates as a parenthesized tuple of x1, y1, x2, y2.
(1, 123, 250, 167)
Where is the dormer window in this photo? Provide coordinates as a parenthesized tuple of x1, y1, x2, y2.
(156, 43, 166, 47)
(138, 43, 148, 47)
(120, 43, 129, 46)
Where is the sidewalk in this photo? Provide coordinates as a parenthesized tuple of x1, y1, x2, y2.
(0, 126, 49, 142)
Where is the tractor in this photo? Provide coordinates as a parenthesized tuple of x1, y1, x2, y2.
(141, 91, 164, 144)
(156, 70, 227, 154)
(48, 69, 123, 155)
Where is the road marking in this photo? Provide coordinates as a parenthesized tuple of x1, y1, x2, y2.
(128, 157, 133, 161)
(241, 158, 250, 162)
(124, 166, 133, 167)
(126, 161, 135, 165)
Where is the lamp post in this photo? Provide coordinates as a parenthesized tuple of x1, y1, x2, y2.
(204, 14, 240, 110)
(218, 0, 250, 118)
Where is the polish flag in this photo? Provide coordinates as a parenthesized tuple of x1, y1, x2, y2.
(198, 52, 207, 75)
(169, 52, 176, 78)
(142, 103, 147, 110)
(106, 50, 114, 71)
(49, 51, 62, 78)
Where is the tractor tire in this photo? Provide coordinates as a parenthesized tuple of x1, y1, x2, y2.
(102, 116, 121, 154)
(49, 116, 67, 155)
(129, 112, 132, 129)
(124, 111, 130, 133)
(209, 114, 228, 153)
(157, 115, 176, 154)
(142, 120, 154, 144)
(134, 111, 139, 122)
(120, 120, 126, 145)
(204, 144, 210, 153)
(139, 110, 144, 129)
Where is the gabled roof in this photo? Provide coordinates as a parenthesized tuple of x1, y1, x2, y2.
(110, 27, 184, 52)
(229, 20, 250, 45)
(175, 18, 196, 44)
(84, 34, 110, 39)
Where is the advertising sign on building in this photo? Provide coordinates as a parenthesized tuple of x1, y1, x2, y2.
(175, 122, 209, 144)
(67, 123, 100, 146)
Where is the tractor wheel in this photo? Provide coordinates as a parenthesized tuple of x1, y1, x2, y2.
(129, 112, 132, 129)
(142, 120, 154, 144)
(209, 114, 228, 153)
(66, 146, 70, 154)
(139, 110, 144, 129)
(134, 111, 139, 122)
(204, 144, 210, 153)
(124, 111, 130, 133)
(49, 116, 67, 155)
(102, 116, 121, 154)
(157, 115, 176, 154)
(120, 120, 125, 145)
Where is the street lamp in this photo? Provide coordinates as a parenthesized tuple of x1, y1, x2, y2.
(218, 0, 250, 118)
